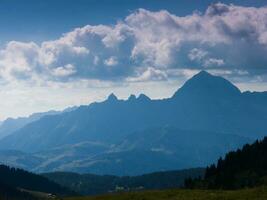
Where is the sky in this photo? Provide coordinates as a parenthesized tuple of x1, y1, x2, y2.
(0, 0, 267, 120)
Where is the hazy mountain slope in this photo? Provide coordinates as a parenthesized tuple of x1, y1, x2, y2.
(0, 127, 251, 175)
(0, 71, 266, 175)
(32, 141, 110, 172)
(0, 142, 109, 172)
(56, 127, 250, 175)
(1, 71, 266, 154)
(0, 106, 77, 139)
(0, 94, 160, 152)
(0, 150, 43, 170)
(43, 168, 205, 195)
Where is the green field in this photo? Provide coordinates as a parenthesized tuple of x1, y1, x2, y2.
(65, 187, 267, 200)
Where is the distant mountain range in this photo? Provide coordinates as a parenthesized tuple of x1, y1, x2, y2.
(0, 71, 266, 175)
(0, 106, 77, 139)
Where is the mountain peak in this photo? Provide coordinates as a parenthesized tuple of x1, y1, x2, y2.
(128, 94, 137, 101)
(173, 71, 241, 98)
(107, 93, 118, 101)
(138, 93, 151, 101)
(195, 70, 212, 78)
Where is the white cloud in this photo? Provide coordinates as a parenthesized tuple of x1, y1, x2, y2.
(0, 3, 267, 85)
(188, 48, 208, 61)
(51, 64, 76, 77)
(204, 58, 225, 67)
(126, 67, 167, 82)
(188, 48, 224, 68)
(104, 56, 118, 66)
(0, 41, 39, 81)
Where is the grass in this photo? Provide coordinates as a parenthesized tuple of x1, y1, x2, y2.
(65, 187, 267, 200)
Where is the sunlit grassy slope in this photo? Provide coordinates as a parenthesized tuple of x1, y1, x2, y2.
(65, 187, 267, 200)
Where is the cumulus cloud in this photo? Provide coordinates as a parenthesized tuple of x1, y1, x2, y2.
(0, 41, 39, 81)
(127, 67, 168, 82)
(1, 3, 267, 85)
(51, 64, 76, 77)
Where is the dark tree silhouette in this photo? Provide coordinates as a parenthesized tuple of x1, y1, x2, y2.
(185, 137, 267, 189)
(0, 164, 75, 199)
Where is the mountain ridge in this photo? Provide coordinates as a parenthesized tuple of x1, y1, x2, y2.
(0, 106, 77, 140)
(0, 71, 267, 175)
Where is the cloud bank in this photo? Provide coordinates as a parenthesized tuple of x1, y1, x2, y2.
(1, 3, 267, 86)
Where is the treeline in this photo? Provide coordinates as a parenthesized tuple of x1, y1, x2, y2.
(44, 168, 205, 195)
(0, 164, 75, 197)
(0, 182, 38, 200)
(185, 137, 267, 189)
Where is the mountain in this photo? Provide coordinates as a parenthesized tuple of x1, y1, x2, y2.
(0, 71, 266, 175)
(59, 127, 250, 176)
(0, 106, 77, 139)
(0, 149, 43, 170)
(185, 137, 267, 189)
(0, 141, 110, 172)
(0, 164, 75, 198)
(0, 127, 251, 175)
(32, 141, 110, 172)
(43, 168, 205, 195)
(174, 71, 241, 98)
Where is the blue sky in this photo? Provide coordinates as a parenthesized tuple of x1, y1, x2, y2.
(0, 0, 267, 120)
(0, 0, 266, 44)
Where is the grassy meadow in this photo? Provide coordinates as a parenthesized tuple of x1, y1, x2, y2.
(65, 187, 267, 200)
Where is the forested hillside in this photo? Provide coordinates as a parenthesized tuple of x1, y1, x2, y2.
(0, 165, 75, 197)
(185, 137, 267, 189)
(0, 182, 38, 200)
(44, 168, 204, 195)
